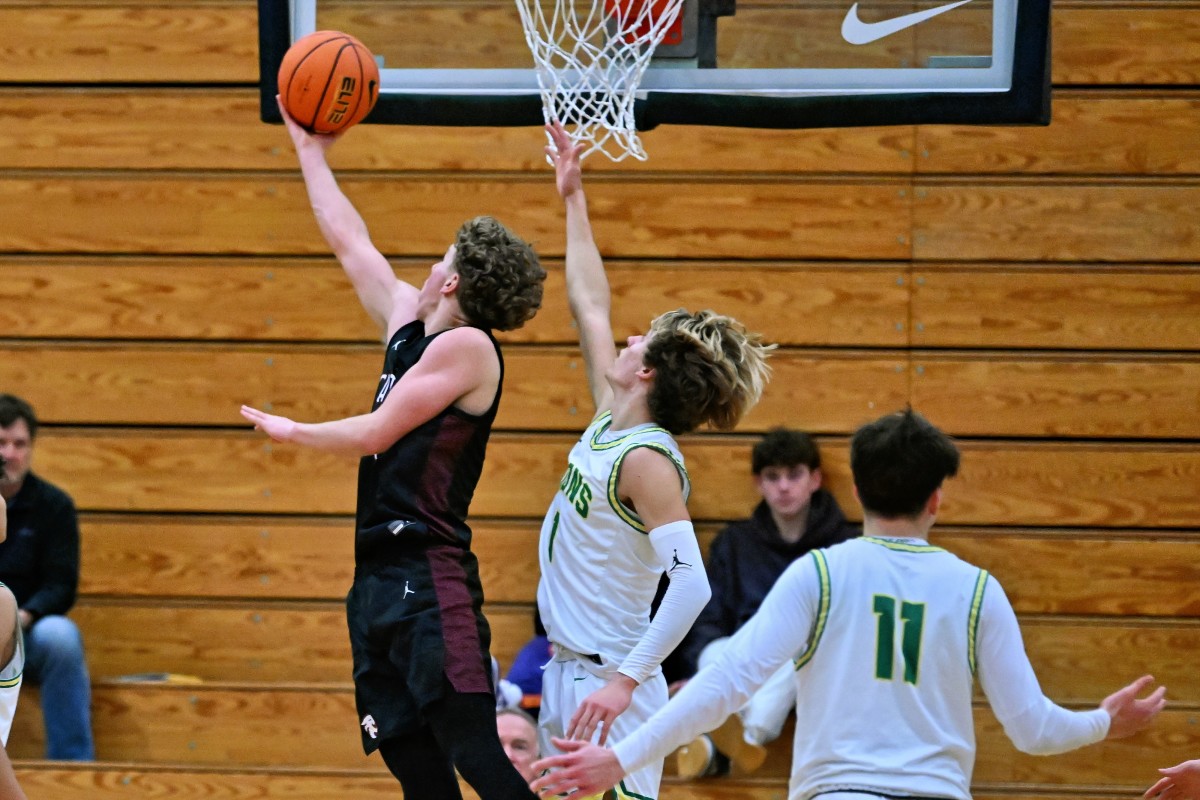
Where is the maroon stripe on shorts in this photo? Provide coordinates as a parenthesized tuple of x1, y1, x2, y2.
(427, 545, 491, 694)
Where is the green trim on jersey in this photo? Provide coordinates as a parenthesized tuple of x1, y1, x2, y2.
(863, 536, 947, 554)
(968, 569, 990, 675)
(794, 550, 831, 671)
(606, 443, 688, 534)
(587, 412, 672, 451)
(0, 579, 21, 686)
(616, 780, 655, 800)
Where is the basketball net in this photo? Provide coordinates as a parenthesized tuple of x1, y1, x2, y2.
(515, 0, 687, 161)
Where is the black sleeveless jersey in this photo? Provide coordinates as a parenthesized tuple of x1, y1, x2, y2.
(354, 319, 503, 563)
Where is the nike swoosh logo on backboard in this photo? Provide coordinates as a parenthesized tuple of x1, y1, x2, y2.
(841, 0, 974, 45)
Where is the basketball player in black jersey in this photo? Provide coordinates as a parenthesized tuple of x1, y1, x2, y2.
(240, 103, 546, 800)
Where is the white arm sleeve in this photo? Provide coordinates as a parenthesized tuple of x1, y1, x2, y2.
(613, 554, 822, 774)
(617, 520, 711, 685)
(977, 578, 1110, 755)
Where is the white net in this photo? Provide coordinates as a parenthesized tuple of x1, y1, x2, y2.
(515, 0, 687, 161)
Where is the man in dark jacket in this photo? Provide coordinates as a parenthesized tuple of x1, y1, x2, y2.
(0, 394, 94, 760)
(673, 428, 858, 775)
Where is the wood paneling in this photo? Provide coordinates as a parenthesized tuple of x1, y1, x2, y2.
(0, 175, 912, 259)
(1013, 617, 1200, 704)
(0, 5, 256, 82)
(70, 599, 1200, 698)
(934, 529, 1200, 618)
(974, 708, 1198, 787)
(0, 88, 912, 174)
(0, 258, 910, 347)
(77, 515, 1200, 617)
(9, 683, 1194, 785)
(0, 343, 909, 434)
(918, 92, 1200, 175)
(912, 181, 1200, 262)
(4, 0, 1196, 796)
(6, 764, 1148, 800)
(8, 89, 1200, 177)
(35, 431, 1200, 527)
(71, 599, 534, 683)
(6, 3, 1199, 87)
(11, 175, 1199, 262)
(911, 265, 1200, 350)
(1053, 5, 1200, 85)
(909, 353, 1200, 438)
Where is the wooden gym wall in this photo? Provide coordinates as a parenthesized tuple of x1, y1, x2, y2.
(1, 0, 1197, 797)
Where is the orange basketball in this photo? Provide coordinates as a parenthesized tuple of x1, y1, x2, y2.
(277, 31, 380, 135)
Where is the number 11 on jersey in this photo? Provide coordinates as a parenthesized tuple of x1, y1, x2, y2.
(873, 595, 925, 684)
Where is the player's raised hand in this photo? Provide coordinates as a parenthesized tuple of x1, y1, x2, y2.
(531, 738, 624, 797)
(1145, 759, 1200, 799)
(240, 405, 299, 443)
(545, 121, 584, 200)
(566, 674, 636, 746)
(1102, 674, 1166, 739)
(277, 95, 340, 155)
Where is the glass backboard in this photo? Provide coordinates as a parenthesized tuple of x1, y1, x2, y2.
(258, 0, 1050, 129)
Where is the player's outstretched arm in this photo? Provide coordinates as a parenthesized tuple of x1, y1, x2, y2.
(1146, 759, 1200, 799)
(546, 122, 615, 414)
(1102, 674, 1167, 739)
(279, 98, 416, 337)
(241, 326, 497, 455)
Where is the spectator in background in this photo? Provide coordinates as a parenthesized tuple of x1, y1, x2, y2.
(497, 708, 540, 786)
(0, 394, 94, 761)
(672, 427, 859, 776)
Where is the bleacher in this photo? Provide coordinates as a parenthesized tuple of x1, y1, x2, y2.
(2, 0, 1198, 796)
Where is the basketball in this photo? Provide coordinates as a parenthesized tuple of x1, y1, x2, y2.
(277, 31, 380, 135)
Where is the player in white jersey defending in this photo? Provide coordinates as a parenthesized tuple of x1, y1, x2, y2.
(535, 122, 773, 800)
(0, 477, 30, 799)
(532, 408, 1167, 800)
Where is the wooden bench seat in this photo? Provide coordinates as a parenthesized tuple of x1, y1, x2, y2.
(32, 430, 1200, 528)
(8, 682, 1194, 786)
(9, 762, 1145, 800)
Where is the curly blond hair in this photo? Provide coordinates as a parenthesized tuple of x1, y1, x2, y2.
(643, 309, 774, 435)
(453, 216, 546, 331)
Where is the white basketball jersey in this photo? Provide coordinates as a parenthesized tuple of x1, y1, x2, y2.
(0, 583, 24, 746)
(788, 537, 990, 799)
(537, 412, 689, 666)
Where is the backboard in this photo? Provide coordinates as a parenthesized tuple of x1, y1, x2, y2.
(258, 0, 1050, 130)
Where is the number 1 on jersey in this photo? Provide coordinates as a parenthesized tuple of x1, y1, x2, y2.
(547, 511, 560, 562)
(873, 595, 925, 684)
